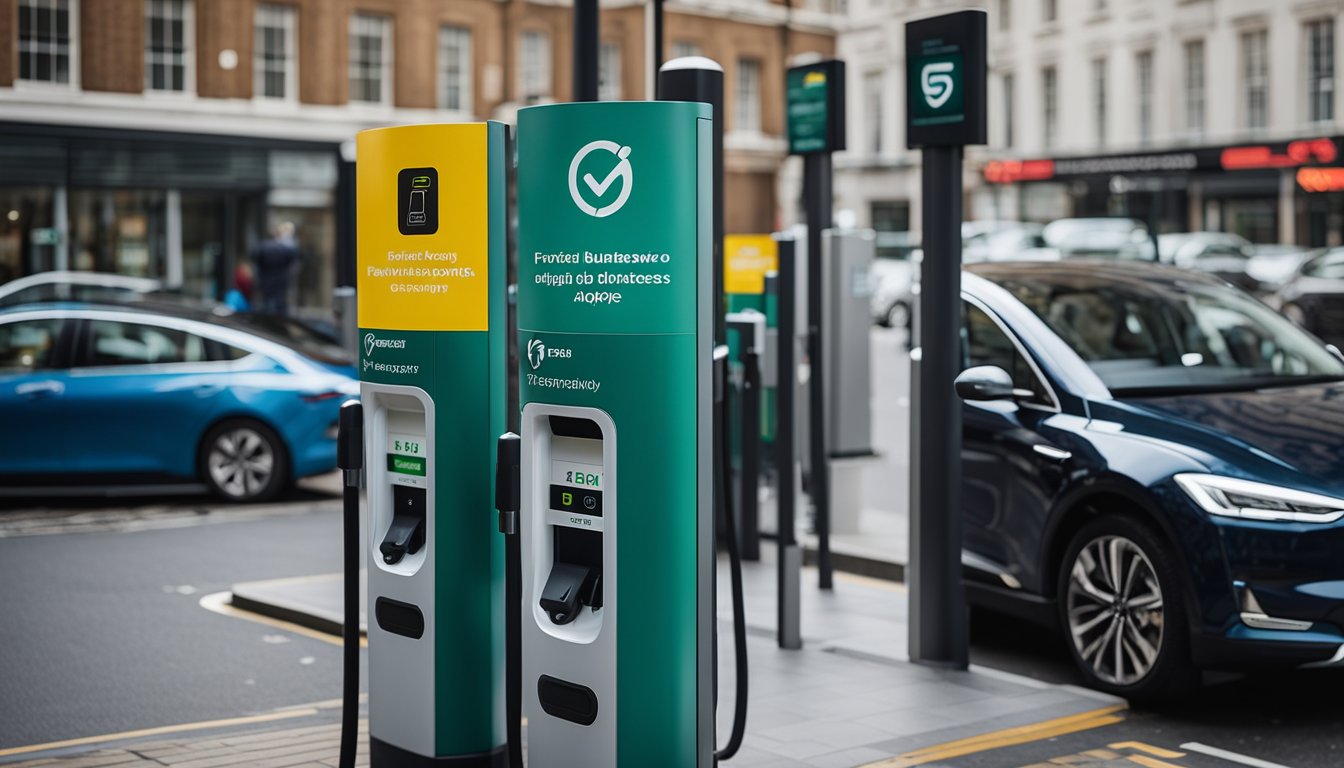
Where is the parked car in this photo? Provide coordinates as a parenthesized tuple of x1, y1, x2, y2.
(1274, 247, 1344, 349)
(870, 250, 916, 329)
(1042, 218, 1156, 261)
(0, 303, 358, 501)
(1156, 232, 1259, 291)
(1246, 244, 1319, 290)
(952, 259, 1344, 700)
(963, 224, 1048, 263)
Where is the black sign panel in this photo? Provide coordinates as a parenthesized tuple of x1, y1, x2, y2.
(905, 10, 987, 148)
(397, 167, 439, 235)
(787, 59, 846, 155)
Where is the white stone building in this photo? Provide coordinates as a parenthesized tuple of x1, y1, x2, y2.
(833, 0, 1344, 247)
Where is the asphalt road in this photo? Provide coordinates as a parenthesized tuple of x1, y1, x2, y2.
(0, 479, 362, 751)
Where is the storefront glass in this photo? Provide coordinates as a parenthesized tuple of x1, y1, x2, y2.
(0, 187, 56, 283)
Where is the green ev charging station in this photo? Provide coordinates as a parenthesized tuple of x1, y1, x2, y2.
(515, 100, 714, 767)
(356, 122, 509, 767)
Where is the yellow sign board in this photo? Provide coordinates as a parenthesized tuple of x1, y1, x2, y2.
(356, 123, 490, 331)
(723, 234, 778, 294)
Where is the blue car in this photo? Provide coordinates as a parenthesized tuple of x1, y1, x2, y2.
(955, 260, 1344, 699)
(0, 303, 358, 502)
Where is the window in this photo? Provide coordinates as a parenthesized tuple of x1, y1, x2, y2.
(18, 0, 75, 85)
(1042, 0, 1056, 23)
(1042, 66, 1057, 149)
(1002, 72, 1014, 148)
(349, 13, 390, 104)
(439, 25, 471, 112)
(1136, 50, 1153, 145)
(0, 318, 64, 373)
(1184, 40, 1205, 135)
(671, 41, 701, 59)
(254, 4, 296, 100)
(735, 58, 761, 132)
(1241, 29, 1268, 130)
(1307, 19, 1335, 123)
(962, 303, 1051, 407)
(598, 41, 621, 101)
(145, 0, 192, 92)
(998, 0, 1010, 31)
(1092, 56, 1107, 147)
(84, 321, 207, 367)
(519, 30, 551, 101)
(864, 70, 883, 155)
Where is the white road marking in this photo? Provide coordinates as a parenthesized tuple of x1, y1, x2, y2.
(1180, 742, 1295, 768)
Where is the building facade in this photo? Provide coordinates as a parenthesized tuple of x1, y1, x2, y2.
(837, 0, 1344, 248)
(0, 0, 839, 316)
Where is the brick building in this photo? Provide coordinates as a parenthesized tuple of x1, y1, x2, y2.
(0, 0, 839, 314)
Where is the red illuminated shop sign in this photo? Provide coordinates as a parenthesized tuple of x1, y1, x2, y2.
(982, 159, 1055, 183)
(1298, 167, 1344, 193)
(984, 137, 1342, 184)
(1221, 138, 1338, 170)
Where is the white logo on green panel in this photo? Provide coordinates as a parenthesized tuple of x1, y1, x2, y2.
(921, 62, 955, 109)
(527, 338, 546, 370)
(568, 140, 633, 218)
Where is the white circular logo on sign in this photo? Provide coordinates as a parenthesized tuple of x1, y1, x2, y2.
(568, 140, 633, 218)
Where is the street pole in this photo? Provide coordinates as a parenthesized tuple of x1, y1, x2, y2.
(573, 0, 598, 102)
(804, 152, 833, 591)
(904, 9, 985, 669)
(775, 237, 802, 650)
(908, 146, 968, 668)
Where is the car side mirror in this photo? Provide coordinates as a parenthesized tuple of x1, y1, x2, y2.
(954, 366, 1015, 401)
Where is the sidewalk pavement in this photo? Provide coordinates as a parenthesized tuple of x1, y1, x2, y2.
(4, 552, 1124, 768)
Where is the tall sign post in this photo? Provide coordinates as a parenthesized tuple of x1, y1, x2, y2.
(905, 10, 986, 669)
(786, 59, 845, 590)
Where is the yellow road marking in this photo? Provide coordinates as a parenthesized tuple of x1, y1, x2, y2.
(199, 591, 367, 648)
(1126, 755, 1186, 768)
(860, 705, 1128, 767)
(1111, 742, 1185, 759)
(0, 707, 319, 758)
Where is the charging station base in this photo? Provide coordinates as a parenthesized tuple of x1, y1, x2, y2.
(371, 738, 509, 768)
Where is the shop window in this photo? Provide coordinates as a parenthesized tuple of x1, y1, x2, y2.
(598, 41, 621, 101)
(439, 25, 472, 112)
(1002, 72, 1014, 149)
(145, 0, 193, 93)
(18, 0, 76, 85)
(1136, 51, 1153, 146)
(254, 4, 296, 101)
(865, 70, 884, 155)
(1041, 66, 1057, 149)
(1307, 19, 1335, 124)
(671, 41, 701, 59)
(1092, 56, 1107, 148)
(735, 58, 762, 133)
(349, 13, 391, 105)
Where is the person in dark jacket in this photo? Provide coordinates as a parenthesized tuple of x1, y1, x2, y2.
(251, 222, 302, 316)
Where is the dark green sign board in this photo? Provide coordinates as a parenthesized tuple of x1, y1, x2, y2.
(787, 60, 846, 155)
(905, 10, 986, 148)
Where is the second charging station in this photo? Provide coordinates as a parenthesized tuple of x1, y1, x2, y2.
(515, 100, 714, 768)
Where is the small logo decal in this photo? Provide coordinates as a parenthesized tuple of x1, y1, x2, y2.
(364, 332, 376, 357)
(921, 61, 955, 109)
(527, 338, 546, 370)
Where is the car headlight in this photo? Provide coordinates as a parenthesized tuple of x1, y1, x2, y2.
(1174, 473, 1344, 523)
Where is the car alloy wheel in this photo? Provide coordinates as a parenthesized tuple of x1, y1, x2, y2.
(1065, 534, 1165, 687)
(207, 426, 277, 500)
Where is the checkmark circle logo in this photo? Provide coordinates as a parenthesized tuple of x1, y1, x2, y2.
(568, 139, 633, 218)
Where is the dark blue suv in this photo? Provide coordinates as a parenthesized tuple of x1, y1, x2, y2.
(956, 260, 1344, 700)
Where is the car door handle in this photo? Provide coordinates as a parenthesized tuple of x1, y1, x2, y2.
(1032, 444, 1071, 461)
(15, 380, 64, 399)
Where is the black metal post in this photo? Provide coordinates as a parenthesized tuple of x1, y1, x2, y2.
(336, 401, 363, 768)
(652, 0, 664, 80)
(775, 238, 802, 650)
(573, 0, 599, 102)
(803, 152, 833, 590)
(727, 317, 763, 562)
(908, 146, 969, 669)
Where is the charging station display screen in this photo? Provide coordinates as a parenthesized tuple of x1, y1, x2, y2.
(387, 431, 427, 488)
(550, 459, 603, 518)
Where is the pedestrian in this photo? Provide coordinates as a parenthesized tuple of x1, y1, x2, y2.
(250, 221, 302, 316)
(225, 261, 253, 311)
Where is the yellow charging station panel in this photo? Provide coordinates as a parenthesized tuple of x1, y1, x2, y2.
(357, 123, 490, 331)
(724, 234, 778, 295)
